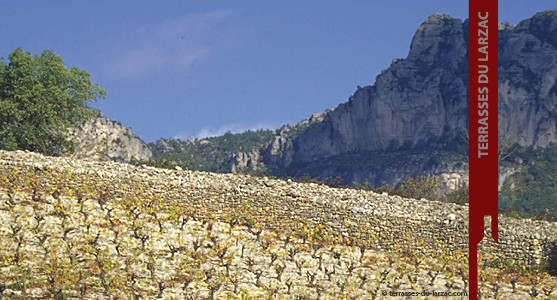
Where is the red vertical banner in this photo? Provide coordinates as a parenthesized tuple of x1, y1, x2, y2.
(468, 0, 499, 299)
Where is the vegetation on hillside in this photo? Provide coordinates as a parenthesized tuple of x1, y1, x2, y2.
(0, 48, 106, 156)
(1, 163, 555, 299)
(499, 145, 557, 221)
(146, 130, 275, 172)
(145, 134, 557, 222)
(298, 164, 556, 223)
(144, 113, 325, 174)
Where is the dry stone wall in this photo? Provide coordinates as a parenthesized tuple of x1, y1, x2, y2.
(0, 150, 556, 299)
(0, 150, 555, 270)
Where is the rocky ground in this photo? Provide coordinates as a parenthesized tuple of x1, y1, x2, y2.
(0, 150, 556, 299)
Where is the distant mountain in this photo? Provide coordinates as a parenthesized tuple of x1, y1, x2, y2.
(147, 113, 328, 174)
(101, 11, 557, 218)
(229, 11, 557, 188)
(148, 130, 275, 172)
(146, 11, 557, 196)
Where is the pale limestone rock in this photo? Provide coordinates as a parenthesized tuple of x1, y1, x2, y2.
(231, 11, 557, 188)
(66, 111, 152, 162)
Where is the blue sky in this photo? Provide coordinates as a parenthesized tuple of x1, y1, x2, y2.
(1, 1, 555, 142)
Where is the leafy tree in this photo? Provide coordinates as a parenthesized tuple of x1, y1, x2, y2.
(0, 48, 106, 156)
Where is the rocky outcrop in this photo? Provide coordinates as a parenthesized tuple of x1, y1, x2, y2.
(293, 14, 468, 159)
(499, 11, 557, 148)
(229, 149, 262, 173)
(232, 11, 557, 187)
(66, 110, 152, 162)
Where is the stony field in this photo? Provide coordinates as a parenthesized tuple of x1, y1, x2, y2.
(0, 150, 556, 299)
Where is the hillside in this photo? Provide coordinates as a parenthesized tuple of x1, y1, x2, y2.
(144, 11, 557, 195)
(0, 150, 556, 299)
(230, 11, 557, 188)
(499, 145, 557, 219)
(134, 11, 557, 220)
(149, 129, 275, 173)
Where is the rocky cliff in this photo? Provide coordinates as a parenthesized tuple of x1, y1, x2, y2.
(66, 110, 153, 162)
(232, 11, 557, 187)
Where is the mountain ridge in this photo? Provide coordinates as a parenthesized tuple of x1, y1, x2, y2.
(69, 11, 557, 192)
(227, 10, 557, 187)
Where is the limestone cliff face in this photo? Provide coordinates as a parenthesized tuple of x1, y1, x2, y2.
(232, 11, 557, 186)
(292, 14, 468, 161)
(498, 11, 557, 148)
(66, 111, 153, 162)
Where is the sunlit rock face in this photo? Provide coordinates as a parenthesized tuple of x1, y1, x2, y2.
(233, 11, 557, 187)
(67, 111, 153, 162)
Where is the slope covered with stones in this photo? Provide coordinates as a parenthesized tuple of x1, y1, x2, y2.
(0, 150, 555, 299)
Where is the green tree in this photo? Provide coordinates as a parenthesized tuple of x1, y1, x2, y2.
(0, 48, 106, 156)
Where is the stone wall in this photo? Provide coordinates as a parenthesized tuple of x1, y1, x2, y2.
(1, 149, 555, 273)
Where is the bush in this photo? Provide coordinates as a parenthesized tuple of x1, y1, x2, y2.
(395, 176, 442, 201)
(366, 176, 447, 202)
(444, 182, 469, 205)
